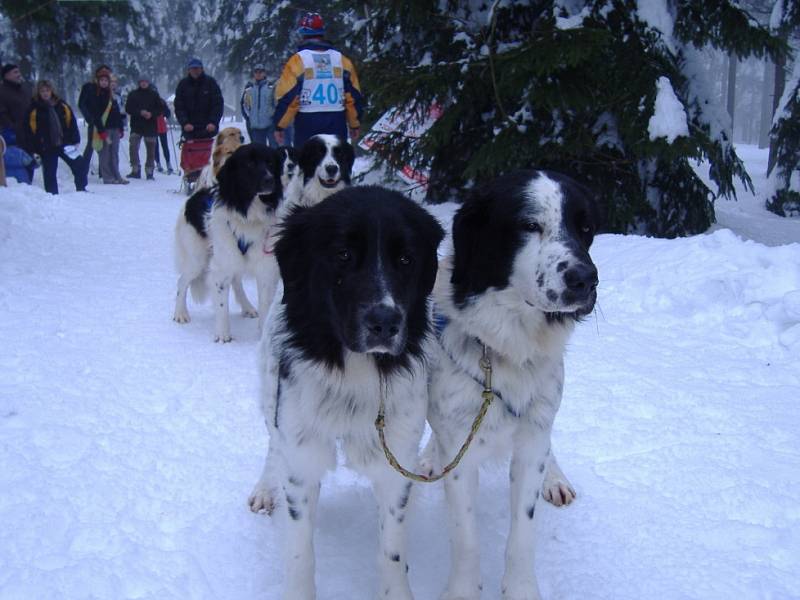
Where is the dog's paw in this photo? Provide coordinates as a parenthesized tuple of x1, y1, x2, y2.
(242, 308, 258, 319)
(214, 333, 233, 343)
(248, 486, 277, 515)
(542, 474, 576, 507)
(173, 312, 190, 324)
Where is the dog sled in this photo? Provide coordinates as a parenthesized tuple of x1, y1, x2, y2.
(178, 137, 214, 195)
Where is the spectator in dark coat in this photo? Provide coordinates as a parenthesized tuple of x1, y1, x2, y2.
(173, 58, 223, 140)
(0, 64, 35, 182)
(125, 76, 163, 179)
(85, 72, 127, 184)
(77, 64, 112, 165)
(25, 80, 88, 194)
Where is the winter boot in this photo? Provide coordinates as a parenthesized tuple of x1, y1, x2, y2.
(127, 169, 141, 179)
(146, 173, 155, 181)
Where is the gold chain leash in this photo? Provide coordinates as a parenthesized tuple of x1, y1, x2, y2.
(375, 344, 495, 483)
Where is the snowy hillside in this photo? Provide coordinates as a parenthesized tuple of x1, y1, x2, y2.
(0, 146, 799, 599)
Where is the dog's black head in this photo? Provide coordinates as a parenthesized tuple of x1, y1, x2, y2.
(276, 186, 444, 373)
(216, 143, 283, 217)
(452, 170, 600, 321)
(297, 134, 355, 189)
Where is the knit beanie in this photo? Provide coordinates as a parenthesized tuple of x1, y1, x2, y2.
(1, 64, 19, 78)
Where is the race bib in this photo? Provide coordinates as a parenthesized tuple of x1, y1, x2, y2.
(298, 49, 345, 113)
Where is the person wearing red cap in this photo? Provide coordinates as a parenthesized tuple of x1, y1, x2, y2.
(273, 12, 363, 148)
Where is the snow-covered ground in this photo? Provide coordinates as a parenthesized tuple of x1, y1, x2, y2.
(0, 144, 798, 599)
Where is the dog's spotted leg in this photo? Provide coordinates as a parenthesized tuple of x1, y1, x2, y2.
(278, 436, 332, 600)
(542, 452, 576, 507)
(501, 425, 552, 600)
(173, 273, 193, 323)
(232, 275, 257, 318)
(211, 275, 233, 342)
(365, 463, 416, 600)
(281, 474, 321, 600)
(441, 461, 482, 600)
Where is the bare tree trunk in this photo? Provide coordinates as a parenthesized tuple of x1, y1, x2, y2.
(767, 49, 787, 176)
(759, 59, 774, 148)
(720, 51, 729, 105)
(726, 52, 738, 137)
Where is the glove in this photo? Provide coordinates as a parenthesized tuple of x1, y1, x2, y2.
(98, 131, 108, 141)
(119, 129, 124, 140)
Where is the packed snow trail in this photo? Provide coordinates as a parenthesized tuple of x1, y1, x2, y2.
(1, 146, 799, 599)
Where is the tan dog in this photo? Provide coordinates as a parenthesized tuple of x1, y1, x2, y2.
(196, 127, 243, 189)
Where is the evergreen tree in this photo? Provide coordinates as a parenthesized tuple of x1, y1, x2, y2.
(0, 1, 213, 102)
(214, 1, 363, 79)
(355, 0, 785, 237)
(766, 0, 800, 217)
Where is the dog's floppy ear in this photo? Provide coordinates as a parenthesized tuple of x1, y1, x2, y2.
(216, 153, 238, 199)
(216, 150, 250, 216)
(298, 139, 323, 180)
(274, 207, 313, 298)
(450, 190, 490, 305)
(413, 210, 446, 297)
(336, 140, 355, 182)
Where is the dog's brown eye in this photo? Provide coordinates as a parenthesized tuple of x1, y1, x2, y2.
(338, 250, 351, 262)
(523, 221, 542, 234)
(398, 255, 411, 266)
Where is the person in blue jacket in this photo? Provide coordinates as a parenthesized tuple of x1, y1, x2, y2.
(241, 65, 277, 147)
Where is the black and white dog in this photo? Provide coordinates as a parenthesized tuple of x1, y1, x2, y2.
(249, 186, 444, 600)
(172, 144, 284, 342)
(252, 135, 355, 320)
(428, 170, 599, 600)
(281, 134, 355, 212)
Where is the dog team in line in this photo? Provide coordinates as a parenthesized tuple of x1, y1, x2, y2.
(173, 122, 600, 599)
(5, 9, 602, 598)
(0, 11, 364, 196)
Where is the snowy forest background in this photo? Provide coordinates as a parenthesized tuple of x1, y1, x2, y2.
(1, 0, 798, 235)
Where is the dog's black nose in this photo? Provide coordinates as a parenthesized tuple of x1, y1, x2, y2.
(364, 305, 402, 342)
(563, 263, 598, 301)
(325, 164, 339, 177)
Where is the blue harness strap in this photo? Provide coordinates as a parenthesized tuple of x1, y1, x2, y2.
(237, 237, 252, 255)
(433, 312, 449, 338)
